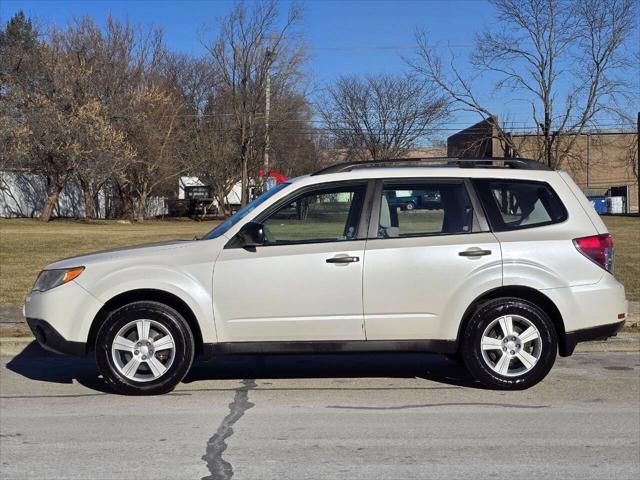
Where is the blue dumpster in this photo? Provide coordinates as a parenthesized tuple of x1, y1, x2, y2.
(588, 196, 607, 214)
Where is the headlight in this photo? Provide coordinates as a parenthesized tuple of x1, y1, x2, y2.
(32, 267, 85, 292)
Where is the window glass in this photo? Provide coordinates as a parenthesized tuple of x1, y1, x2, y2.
(378, 183, 473, 238)
(477, 179, 567, 230)
(262, 185, 366, 244)
(203, 182, 290, 240)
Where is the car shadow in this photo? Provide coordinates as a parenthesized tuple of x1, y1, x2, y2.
(5, 341, 112, 393)
(5, 341, 483, 394)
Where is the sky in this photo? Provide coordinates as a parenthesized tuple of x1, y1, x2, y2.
(1, 0, 638, 142)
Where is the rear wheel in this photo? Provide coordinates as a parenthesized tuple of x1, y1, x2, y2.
(96, 301, 195, 395)
(461, 298, 557, 389)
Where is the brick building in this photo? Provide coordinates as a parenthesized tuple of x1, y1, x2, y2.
(447, 119, 639, 213)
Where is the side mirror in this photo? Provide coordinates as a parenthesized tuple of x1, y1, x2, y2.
(232, 222, 265, 250)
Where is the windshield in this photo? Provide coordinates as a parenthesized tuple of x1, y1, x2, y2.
(202, 182, 291, 240)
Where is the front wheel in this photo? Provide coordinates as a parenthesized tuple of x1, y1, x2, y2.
(96, 301, 195, 395)
(461, 298, 557, 390)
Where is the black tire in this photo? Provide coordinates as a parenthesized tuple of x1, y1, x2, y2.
(445, 352, 465, 366)
(404, 201, 416, 211)
(96, 301, 195, 395)
(460, 297, 557, 390)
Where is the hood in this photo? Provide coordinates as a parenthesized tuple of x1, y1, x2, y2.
(45, 239, 196, 270)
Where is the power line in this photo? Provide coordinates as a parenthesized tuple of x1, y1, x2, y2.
(308, 43, 475, 52)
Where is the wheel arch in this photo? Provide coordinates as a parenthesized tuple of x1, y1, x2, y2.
(88, 289, 204, 356)
(456, 285, 570, 356)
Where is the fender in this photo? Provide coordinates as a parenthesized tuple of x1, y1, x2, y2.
(439, 260, 503, 340)
(77, 264, 218, 343)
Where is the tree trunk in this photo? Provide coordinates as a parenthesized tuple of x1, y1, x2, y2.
(240, 116, 249, 207)
(215, 188, 230, 216)
(241, 156, 248, 206)
(629, 112, 640, 216)
(120, 190, 134, 222)
(39, 185, 61, 222)
(83, 186, 95, 219)
(136, 193, 147, 223)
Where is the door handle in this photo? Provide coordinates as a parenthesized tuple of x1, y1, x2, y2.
(326, 256, 360, 264)
(459, 248, 492, 257)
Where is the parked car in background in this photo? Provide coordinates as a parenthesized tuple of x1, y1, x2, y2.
(25, 158, 627, 395)
(386, 189, 442, 211)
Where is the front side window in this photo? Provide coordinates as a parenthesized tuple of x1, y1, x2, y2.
(378, 182, 474, 238)
(202, 182, 290, 240)
(474, 179, 567, 231)
(261, 184, 367, 244)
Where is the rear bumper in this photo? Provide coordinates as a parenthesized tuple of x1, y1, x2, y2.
(560, 320, 625, 356)
(26, 318, 87, 357)
(543, 274, 627, 355)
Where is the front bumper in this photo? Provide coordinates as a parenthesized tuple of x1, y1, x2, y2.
(26, 318, 87, 357)
(24, 280, 103, 348)
(560, 319, 625, 356)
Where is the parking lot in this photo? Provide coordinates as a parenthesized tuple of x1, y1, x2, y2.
(1, 343, 638, 480)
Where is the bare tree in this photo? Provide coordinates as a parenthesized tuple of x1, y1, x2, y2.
(410, 0, 637, 168)
(1, 15, 135, 222)
(268, 91, 321, 176)
(118, 82, 185, 222)
(202, 0, 305, 205)
(49, 18, 136, 218)
(318, 73, 448, 160)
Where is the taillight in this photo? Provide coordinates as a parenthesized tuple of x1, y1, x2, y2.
(573, 234, 614, 273)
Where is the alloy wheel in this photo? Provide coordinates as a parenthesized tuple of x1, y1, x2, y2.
(480, 314, 542, 377)
(111, 319, 175, 382)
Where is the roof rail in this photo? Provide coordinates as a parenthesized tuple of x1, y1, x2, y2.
(311, 157, 552, 175)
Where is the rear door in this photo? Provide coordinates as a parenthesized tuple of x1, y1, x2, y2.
(363, 178, 502, 341)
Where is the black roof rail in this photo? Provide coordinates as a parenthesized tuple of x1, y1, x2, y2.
(311, 157, 552, 175)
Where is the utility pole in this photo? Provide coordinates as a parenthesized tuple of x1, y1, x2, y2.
(586, 133, 590, 188)
(263, 46, 275, 191)
(636, 111, 639, 214)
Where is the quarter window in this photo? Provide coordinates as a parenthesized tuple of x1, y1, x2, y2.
(474, 179, 567, 231)
(261, 185, 367, 244)
(378, 182, 474, 238)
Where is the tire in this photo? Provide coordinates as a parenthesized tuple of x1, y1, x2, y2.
(96, 301, 195, 395)
(460, 297, 557, 390)
(445, 352, 464, 366)
(404, 201, 416, 211)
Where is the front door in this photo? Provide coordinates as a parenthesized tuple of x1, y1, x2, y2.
(363, 179, 502, 341)
(213, 182, 370, 342)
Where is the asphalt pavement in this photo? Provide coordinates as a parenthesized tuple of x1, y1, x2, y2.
(1, 343, 639, 480)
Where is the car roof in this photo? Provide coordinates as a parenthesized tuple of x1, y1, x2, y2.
(289, 166, 561, 188)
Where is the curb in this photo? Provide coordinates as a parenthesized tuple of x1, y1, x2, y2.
(0, 337, 36, 357)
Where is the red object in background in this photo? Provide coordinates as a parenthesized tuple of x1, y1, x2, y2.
(258, 168, 288, 185)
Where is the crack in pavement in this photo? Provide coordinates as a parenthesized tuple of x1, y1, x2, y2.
(327, 402, 549, 410)
(201, 379, 256, 480)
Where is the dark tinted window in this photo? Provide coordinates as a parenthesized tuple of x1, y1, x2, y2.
(474, 179, 567, 231)
(378, 182, 473, 238)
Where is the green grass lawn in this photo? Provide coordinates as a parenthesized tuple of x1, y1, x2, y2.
(0, 215, 637, 307)
(0, 219, 218, 307)
(602, 216, 639, 302)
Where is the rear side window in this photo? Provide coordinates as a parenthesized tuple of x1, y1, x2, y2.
(474, 179, 567, 231)
(378, 182, 474, 238)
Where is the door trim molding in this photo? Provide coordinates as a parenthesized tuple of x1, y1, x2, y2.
(201, 339, 457, 359)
